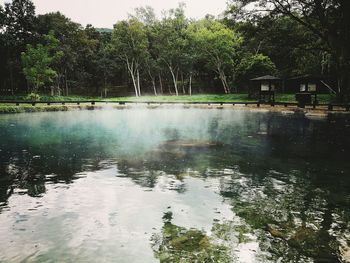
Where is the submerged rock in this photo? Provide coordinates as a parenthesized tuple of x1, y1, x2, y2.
(339, 239, 350, 263)
(151, 211, 231, 262)
(160, 139, 223, 149)
(267, 224, 286, 239)
(287, 226, 338, 261)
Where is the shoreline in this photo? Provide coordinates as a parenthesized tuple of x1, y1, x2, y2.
(0, 103, 349, 118)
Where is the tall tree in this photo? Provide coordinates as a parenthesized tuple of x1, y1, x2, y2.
(228, 0, 350, 99)
(132, 6, 160, 95)
(1, 0, 36, 93)
(21, 31, 63, 93)
(153, 3, 188, 96)
(188, 19, 242, 93)
(111, 18, 148, 97)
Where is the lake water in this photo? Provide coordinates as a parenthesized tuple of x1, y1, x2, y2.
(0, 107, 349, 262)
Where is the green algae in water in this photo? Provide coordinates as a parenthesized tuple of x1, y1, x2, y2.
(151, 211, 231, 263)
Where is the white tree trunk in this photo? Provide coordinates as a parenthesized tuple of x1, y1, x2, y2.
(148, 70, 157, 96)
(152, 79, 157, 96)
(130, 71, 139, 97)
(169, 65, 179, 96)
(218, 70, 229, 94)
(137, 69, 141, 96)
(158, 73, 163, 94)
(126, 58, 139, 97)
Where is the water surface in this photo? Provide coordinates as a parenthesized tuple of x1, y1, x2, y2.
(0, 107, 350, 262)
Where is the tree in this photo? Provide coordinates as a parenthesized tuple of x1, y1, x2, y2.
(132, 6, 160, 95)
(0, 0, 36, 93)
(188, 19, 242, 93)
(235, 53, 277, 88)
(3, 0, 36, 46)
(36, 12, 88, 95)
(228, 0, 350, 99)
(21, 31, 63, 93)
(153, 3, 188, 96)
(184, 27, 201, 95)
(111, 18, 148, 97)
(230, 16, 325, 78)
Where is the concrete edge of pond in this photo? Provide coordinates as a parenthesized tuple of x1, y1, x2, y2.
(0, 103, 350, 119)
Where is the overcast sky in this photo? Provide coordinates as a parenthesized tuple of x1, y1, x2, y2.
(1, 0, 228, 28)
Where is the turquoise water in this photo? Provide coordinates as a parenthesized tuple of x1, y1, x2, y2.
(0, 107, 349, 262)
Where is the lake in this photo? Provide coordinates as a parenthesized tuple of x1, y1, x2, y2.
(0, 107, 349, 262)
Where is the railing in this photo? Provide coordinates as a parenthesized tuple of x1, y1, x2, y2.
(0, 100, 349, 111)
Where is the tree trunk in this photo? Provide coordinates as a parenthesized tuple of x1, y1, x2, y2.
(181, 71, 185, 94)
(152, 78, 157, 96)
(137, 69, 141, 96)
(219, 71, 228, 94)
(130, 72, 138, 97)
(169, 66, 179, 96)
(65, 69, 68, 96)
(126, 59, 139, 97)
(189, 73, 192, 96)
(148, 69, 157, 96)
(158, 73, 163, 95)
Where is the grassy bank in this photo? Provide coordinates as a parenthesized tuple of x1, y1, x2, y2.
(0, 93, 336, 103)
(0, 93, 337, 114)
(0, 104, 70, 114)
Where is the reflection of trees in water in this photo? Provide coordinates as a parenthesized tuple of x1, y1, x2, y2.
(1, 111, 350, 260)
(218, 164, 349, 262)
(0, 142, 112, 205)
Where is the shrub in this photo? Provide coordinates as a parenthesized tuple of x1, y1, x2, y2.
(24, 93, 41, 101)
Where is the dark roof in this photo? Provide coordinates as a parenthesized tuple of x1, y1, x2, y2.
(250, 75, 281, 81)
(289, 74, 331, 80)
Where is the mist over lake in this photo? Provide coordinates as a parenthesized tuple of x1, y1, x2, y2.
(0, 108, 349, 262)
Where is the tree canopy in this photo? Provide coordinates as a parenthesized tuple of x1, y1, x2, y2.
(0, 0, 348, 99)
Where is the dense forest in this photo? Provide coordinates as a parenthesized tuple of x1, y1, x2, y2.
(0, 0, 349, 100)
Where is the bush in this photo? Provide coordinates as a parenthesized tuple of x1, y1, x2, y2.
(24, 93, 41, 101)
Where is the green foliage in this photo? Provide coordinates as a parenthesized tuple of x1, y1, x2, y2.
(1, 0, 347, 98)
(111, 18, 148, 96)
(151, 211, 231, 262)
(235, 53, 277, 84)
(24, 92, 41, 101)
(188, 19, 242, 93)
(21, 31, 63, 92)
(3, 0, 36, 45)
(226, 0, 350, 99)
(0, 104, 69, 114)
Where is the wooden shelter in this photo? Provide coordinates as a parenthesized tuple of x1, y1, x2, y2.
(250, 75, 281, 102)
(288, 75, 337, 104)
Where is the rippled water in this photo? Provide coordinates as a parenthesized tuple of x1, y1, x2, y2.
(0, 107, 350, 262)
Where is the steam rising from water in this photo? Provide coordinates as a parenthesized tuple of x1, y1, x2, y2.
(0, 107, 349, 262)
